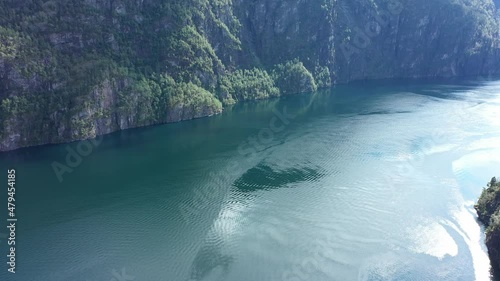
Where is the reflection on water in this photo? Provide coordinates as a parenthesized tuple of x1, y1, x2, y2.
(234, 163, 325, 192)
(1, 78, 500, 281)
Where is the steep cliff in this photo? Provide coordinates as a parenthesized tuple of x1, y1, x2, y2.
(335, 0, 500, 81)
(476, 177, 500, 271)
(1, 0, 499, 151)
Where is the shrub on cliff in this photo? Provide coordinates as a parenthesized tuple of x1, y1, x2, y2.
(0, 26, 19, 59)
(165, 79, 222, 121)
(314, 66, 332, 89)
(489, 210, 500, 234)
(476, 177, 500, 226)
(272, 60, 317, 95)
(219, 68, 279, 104)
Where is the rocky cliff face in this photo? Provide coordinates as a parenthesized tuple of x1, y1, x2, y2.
(476, 177, 500, 271)
(334, 0, 500, 81)
(1, 0, 500, 151)
(233, 0, 336, 71)
(487, 228, 500, 271)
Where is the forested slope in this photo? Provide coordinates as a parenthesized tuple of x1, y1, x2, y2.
(1, 0, 499, 150)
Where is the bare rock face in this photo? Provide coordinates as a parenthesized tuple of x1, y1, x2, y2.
(334, 0, 500, 82)
(486, 225, 500, 270)
(233, 0, 336, 72)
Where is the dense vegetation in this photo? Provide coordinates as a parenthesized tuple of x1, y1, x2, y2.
(476, 177, 500, 270)
(219, 68, 279, 104)
(272, 60, 318, 95)
(0, 0, 333, 150)
(476, 177, 500, 228)
(0, 0, 499, 150)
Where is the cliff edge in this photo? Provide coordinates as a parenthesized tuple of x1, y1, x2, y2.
(476, 177, 500, 271)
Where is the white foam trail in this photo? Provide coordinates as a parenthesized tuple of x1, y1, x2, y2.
(407, 221, 458, 260)
(447, 205, 491, 281)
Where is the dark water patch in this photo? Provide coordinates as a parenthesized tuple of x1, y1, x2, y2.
(359, 110, 412, 116)
(233, 163, 324, 192)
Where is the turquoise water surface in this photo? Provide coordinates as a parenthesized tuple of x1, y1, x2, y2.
(1, 78, 500, 281)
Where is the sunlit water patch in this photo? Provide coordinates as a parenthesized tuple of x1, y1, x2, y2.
(1, 78, 500, 281)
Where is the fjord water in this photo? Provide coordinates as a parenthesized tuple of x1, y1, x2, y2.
(1, 78, 500, 281)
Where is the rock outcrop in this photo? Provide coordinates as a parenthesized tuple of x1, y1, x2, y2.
(476, 177, 500, 271)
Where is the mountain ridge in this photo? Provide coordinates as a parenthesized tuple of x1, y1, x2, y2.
(1, 0, 499, 151)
